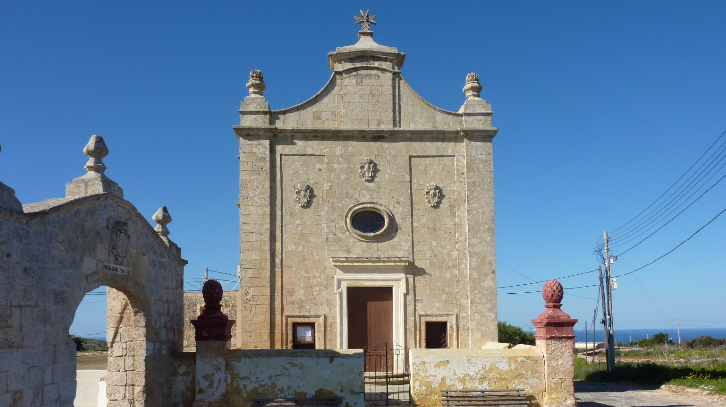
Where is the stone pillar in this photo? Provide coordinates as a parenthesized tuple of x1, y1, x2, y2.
(532, 279, 578, 407)
(191, 280, 236, 407)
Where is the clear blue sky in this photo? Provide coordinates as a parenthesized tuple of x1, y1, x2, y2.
(2, 1, 724, 338)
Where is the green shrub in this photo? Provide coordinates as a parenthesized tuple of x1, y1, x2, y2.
(498, 321, 535, 346)
(686, 335, 724, 349)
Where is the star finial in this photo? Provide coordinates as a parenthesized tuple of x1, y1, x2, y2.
(354, 10, 376, 32)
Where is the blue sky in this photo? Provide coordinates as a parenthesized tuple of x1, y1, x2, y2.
(2, 1, 725, 338)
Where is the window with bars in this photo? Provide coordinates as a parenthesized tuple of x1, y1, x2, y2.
(425, 321, 448, 348)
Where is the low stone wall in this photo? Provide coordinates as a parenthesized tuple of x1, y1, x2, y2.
(225, 349, 364, 407)
(409, 347, 545, 407)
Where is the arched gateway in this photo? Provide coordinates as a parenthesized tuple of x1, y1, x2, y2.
(0, 136, 186, 407)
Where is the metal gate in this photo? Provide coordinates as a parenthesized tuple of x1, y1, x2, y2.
(364, 342, 410, 406)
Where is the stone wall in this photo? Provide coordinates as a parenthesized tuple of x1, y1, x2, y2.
(0, 135, 187, 407)
(225, 349, 364, 407)
(235, 28, 498, 350)
(183, 291, 239, 349)
(409, 347, 545, 407)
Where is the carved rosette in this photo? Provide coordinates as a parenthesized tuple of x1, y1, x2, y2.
(246, 70, 266, 96)
(110, 220, 130, 265)
(359, 158, 377, 182)
(425, 184, 443, 208)
(294, 184, 314, 208)
(463, 72, 482, 99)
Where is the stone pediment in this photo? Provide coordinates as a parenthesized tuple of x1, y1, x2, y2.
(236, 30, 496, 135)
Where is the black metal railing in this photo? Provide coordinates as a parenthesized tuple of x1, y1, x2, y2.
(363, 342, 410, 406)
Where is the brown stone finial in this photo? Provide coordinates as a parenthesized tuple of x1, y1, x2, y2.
(463, 73, 482, 99)
(83, 135, 109, 174)
(246, 70, 266, 96)
(542, 279, 564, 304)
(191, 279, 236, 341)
(152, 206, 172, 238)
(532, 279, 577, 340)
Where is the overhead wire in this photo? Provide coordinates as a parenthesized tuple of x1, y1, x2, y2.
(497, 268, 598, 289)
(608, 128, 726, 239)
(610, 149, 726, 247)
(615, 203, 726, 278)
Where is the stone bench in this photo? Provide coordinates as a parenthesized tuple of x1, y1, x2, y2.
(252, 397, 342, 407)
(441, 389, 527, 406)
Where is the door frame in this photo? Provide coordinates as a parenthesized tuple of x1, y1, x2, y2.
(332, 257, 410, 349)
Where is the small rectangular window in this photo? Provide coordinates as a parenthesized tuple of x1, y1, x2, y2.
(292, 323, 315, 349)
(425, 322, 448, 348)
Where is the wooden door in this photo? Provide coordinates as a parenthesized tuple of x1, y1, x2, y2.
(347, 287, 393, 371)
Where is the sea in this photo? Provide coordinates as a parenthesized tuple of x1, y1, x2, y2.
(573, 327, 726, 344)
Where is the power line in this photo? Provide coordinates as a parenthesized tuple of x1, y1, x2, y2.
(611, 152, 726, 246)
(615, 169, 726, 256)
(615, 203, 726, 278)
(208, 269, 238, 278)
(496, 261, 537, 282)
(609, 128, 726, 238)
(497, 268, 598, 289)
(498, 283, 599, 295)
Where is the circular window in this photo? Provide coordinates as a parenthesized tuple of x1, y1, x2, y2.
(351, 211, 385, 233)
(345, 202, 395, 241)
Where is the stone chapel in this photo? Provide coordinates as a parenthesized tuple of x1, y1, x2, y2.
(234, 16, 498, 351)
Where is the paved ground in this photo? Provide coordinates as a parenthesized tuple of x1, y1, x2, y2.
(74, 370, 106, 407)
(576, 381, 726, 406)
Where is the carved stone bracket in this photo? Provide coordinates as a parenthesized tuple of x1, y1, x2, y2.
(425, 184, 443, 208)
(294, 184, 314, 208)
(359, 158, 377, 182)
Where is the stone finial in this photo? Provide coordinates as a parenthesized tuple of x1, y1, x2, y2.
(532, 279, 577, 340)
(355, 9, 376, 32)
(542, 279, 564, 304)
(463, 73, 482, 99)
(246, 70, 266, 96)
(152, 206, 172, 237)
(83, 135, 109, 174)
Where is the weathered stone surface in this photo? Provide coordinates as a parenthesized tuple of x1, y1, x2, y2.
(234, 26, 498, 351)
(226, 349, 364, 407)
(1, 191, 186, 406)
(409, 347, 545, 407)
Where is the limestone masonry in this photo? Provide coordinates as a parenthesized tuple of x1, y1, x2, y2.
(234, 20, 498, 352)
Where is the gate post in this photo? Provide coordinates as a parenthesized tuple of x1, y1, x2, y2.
(191, 280, 236, 407)
(532, 279, 577, 407)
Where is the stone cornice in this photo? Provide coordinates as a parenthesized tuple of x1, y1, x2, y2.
(331, 257, 411, 268)
(234, 126, 498, 139)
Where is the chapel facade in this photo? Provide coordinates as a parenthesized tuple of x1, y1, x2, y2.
(234, 17, 498, 351)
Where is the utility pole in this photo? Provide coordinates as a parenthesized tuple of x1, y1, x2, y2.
(599, 266, 609, 367)
(592, 309, 596, 363)
(585, 321, 588, 364)
(204, 267, 209, 282)
(677, 317, 681, 346)
(604, 231, 616, 372)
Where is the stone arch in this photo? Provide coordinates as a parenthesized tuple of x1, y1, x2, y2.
(1, 193, 186, 407)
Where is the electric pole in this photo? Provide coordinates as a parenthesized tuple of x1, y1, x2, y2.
(677, 317, 681, 346)
(603, 231, 616, 372)
(585, 320, 588, 364)
(204, 267, 209, 282)
(599, 266, 609, 367)
(592, 309, 596, 363)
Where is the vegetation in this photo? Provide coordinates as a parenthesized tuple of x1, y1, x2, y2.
(634, 332, 674, 347)
(70, 335, 108, 351)
(497, 321, 535, 346)
(576, 343, 726, 395)
(686, 335, 725, 349)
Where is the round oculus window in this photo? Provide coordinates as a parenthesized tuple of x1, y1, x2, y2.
(351, 211, 385, 233)
(345, 202, 395, 241)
